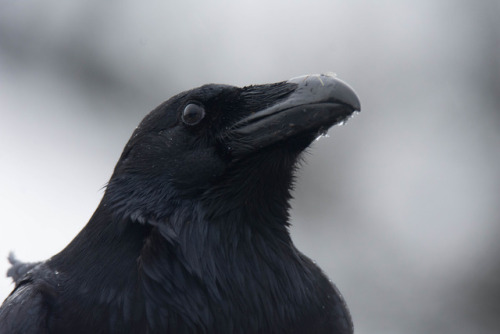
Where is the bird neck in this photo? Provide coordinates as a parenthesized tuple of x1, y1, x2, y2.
(52, 178, 321, 331)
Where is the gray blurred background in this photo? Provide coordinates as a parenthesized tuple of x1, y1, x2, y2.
(1, 1, 499, 333)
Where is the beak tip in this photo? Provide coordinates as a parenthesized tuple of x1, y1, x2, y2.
(287, 73, 361, 112)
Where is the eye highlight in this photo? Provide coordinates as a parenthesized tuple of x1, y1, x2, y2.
(182, 103, 205, 125)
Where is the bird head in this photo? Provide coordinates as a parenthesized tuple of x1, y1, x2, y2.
(106, 74, 360, 224)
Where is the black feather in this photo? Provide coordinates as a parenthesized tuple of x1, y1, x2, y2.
(1, 74, 360, 333)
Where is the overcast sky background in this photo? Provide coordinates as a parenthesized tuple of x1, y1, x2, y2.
(1, 1, 499, 333)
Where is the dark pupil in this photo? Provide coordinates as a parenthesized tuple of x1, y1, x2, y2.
(182, 104, 205, 125)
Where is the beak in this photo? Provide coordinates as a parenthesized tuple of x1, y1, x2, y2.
(227, 74, 361, 156)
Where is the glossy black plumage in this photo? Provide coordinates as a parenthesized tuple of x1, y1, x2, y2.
(0, 74, 360, 334)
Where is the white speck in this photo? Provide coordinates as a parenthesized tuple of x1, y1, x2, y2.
(315, 128, 330, 141)
(317, 76, 325, 86)
(323, 72, 338, 78)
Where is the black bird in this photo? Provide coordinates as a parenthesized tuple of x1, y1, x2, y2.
(0, 74, 360, 334)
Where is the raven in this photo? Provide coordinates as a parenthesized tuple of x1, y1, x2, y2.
(0, 74, 360, 334)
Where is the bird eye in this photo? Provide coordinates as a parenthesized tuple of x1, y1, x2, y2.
(182, 103, 205, 125)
